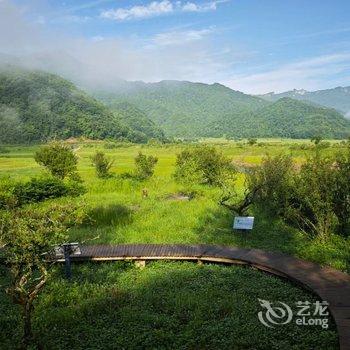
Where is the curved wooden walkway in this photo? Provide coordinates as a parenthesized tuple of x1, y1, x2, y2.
(63, 244, 350, 349)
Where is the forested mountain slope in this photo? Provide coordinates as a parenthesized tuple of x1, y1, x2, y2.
(0, 67, 163, 144)
(95, 81, 350, 139)
(113, 102, 166, 142)
(259, 86, 350, 117)
(95, 80, 268, 138)
(252, 98, 350, 139)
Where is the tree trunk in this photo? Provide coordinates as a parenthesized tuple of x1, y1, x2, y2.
(22, 302, 33, 349)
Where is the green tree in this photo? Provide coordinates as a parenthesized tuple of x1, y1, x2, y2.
(247, 138, 257, 146)
(134, 152, 158, 180)
(311, 135, 323, 145)
(174, 146, 235, 187)
(34, 142, 78, 179)
(91, 151, 114, 178)
(0, 203, 86, 348)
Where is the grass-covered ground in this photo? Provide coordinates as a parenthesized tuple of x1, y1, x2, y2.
(1, 139, 348, 271)
(0, 262, 338, 350)
(0, 139, 349, 349)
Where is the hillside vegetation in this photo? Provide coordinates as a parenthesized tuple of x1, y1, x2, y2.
(259, 86, 350, 117)
(95, 80, 350, 139)
(1, 67, 349, 143)
(0, 67, 163, 144)
(95, 80, 268, 138)
(250, 97, 350, 139)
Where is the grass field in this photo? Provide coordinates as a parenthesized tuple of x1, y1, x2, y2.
(0, 139, 349, 349)
(0, 262, 338, 350)
(1, 139, 348, 271)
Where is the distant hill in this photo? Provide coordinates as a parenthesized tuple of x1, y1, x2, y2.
(259, 87, 350, 117)
(95, 81, 350, 139)
(113, 102, 166, 142)
(94, 80, 269, 138)
(1, 67, 348, 143)
(0, 67, 164, 144)
(252, 98, 350, 139)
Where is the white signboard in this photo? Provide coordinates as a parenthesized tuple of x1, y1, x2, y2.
(233, 216, 254, 230)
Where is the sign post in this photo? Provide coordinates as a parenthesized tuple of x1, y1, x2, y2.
(54, 243, 81, 279)
(233, 216, 254, 231)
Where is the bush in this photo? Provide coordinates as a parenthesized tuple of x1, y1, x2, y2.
(247, 138, 257, 146)
(13, 177, 69, 204)
(134, 152, 158, 180)
(248, 155, 294, 216)
(0, 176, 18, 209)
(34, 142, 78, 179)
(332, 145, 350, 234)
(247, 144, 350, 238)
(174, 146, 235, 187)
(0, 146, 10, 154)
(289, 154, 338, 238)
(91, 151, 114, 178)
(0, 176, 86, 209)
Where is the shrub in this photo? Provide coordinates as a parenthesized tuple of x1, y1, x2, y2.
(134, 152, 158, 180)
(332, 144, 350, 234)
(220, 155, 293, 216)
(91, 151, 114, 178)
(0, 176, 86, 209)
(0, 176, 18, 209)
(0, 146, 10, 154)
(289, 154, 339, 238)
(246, 145, 350, 238)
(34, 142, 78, 179)
(247, 138, 257, 146)
(248, 155, 294, 216)
(13, 176, 69, 204)
(311, 135, 323, 145)
(174, 146, 235, 187)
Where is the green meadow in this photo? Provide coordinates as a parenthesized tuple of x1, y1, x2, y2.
(0, 139, 348, 349)
(1, 139, 348, 271)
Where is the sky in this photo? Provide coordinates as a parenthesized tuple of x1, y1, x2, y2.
(0, 0, 350, 93)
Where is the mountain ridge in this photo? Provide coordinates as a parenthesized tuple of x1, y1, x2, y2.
(258, 86, 350, 117)
(0, 66, 164, 144)
(1, 66, 349, 143)
(94, 80, 350, 139)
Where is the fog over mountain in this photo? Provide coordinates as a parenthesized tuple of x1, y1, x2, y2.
(1, 0, 350, 95)
(0, 0, 349, 144)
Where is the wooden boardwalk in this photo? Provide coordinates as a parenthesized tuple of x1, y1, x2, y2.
(62, 244, 350, 349)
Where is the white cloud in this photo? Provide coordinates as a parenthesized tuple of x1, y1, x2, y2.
(100, 0, 224, 21)
(101, 0, 174, 21)
(223, 53, 350, 94)
(152, 27, 215, 46)
(1, 0, 348, 94)
(91, 35, 104, 42)
(0, 1, 231, 89)
(182, 1, 217, 12)
(51, 15, 91, 23)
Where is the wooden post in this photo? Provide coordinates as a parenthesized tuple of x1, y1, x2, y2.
(135, 260, 146, 269)
(63, 245, 72, 279)
(197, 259, 203, 266)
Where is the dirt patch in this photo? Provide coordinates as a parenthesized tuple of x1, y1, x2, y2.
(165, 193, 192, 201)
(129, 205, 141, 211)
